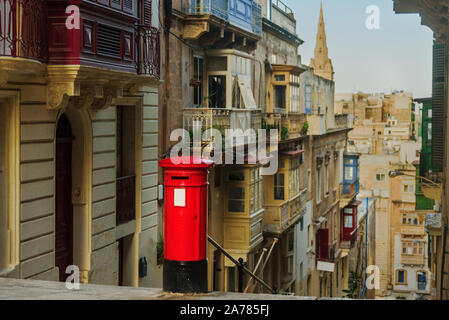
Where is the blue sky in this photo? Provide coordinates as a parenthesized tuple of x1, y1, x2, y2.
(284, 0, 434, 98)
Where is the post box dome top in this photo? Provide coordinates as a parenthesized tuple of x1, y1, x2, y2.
(158, 156, 214, 169)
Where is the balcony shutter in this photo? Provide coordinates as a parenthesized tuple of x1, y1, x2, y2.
(432, 43, 445, 172)
(142, 0, 153, 26)
(316, 229, 329, 261)
(97, 24, 122, 58)
(124, 0, 133, 11)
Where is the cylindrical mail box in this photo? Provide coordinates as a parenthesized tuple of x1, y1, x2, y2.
(159, 156, 214, 293)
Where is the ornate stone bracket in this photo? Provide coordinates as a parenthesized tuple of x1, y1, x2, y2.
(91, 87, 118, 110)
(46, 66, 81, 110)
(70, 87, 96, 110)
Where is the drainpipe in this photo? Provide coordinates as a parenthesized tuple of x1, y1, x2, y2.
(361, 197, 368, 298)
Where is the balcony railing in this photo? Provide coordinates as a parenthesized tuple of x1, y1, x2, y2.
(184, 108, 262, 139)
(187, 0, 262, 36)
(264, 204, 289, 234)
(0, 0, 47, 62)
(401, 254, 425, 266)
(116, 175, 136, 225)
(273, 0, 293, 15)
(190, 0, 228, 21)
(400, 226, 425, 236)
(137, 25, 160, 78)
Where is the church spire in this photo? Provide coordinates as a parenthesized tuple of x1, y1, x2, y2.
(310, 3, 334, 81)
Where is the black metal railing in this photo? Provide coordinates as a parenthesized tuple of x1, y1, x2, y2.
(137, 25, 160, 78)
(207, 236, 277, 294)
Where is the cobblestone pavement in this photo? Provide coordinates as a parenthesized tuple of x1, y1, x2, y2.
(0, 278, 317, 300)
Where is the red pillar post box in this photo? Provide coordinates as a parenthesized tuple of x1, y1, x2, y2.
(158, 156, 214, 293)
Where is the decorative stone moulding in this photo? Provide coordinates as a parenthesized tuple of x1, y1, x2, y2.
(46, 65, 82, 110)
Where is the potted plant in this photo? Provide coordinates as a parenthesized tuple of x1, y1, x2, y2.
(190, 79, 201, 88)
(301, 121, 309, 135)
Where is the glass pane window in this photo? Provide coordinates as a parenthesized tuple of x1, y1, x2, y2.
(193, 57, 204, 107)
(345, 166, 354, 181)
(209, 75, 226, 108)
(274, 85, 286, 110)
(228, 187, 245, 212)
(229, 171, 245, 181)
(398, 271, 405, 284)
(344, 215, 353, 228)
(274, 173, 285, 200)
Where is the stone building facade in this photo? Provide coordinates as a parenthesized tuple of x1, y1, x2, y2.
(0, 0, 161, 288)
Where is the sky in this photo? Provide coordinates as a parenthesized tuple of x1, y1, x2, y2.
(284, 0, 434, 98)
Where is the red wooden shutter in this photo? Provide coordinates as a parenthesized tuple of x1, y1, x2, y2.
(142, 0, 153, 26)
(353, 206, 358, 242)
(316, 229, 329, 261)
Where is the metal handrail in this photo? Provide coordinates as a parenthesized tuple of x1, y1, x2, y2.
(207, 235, 277, 294)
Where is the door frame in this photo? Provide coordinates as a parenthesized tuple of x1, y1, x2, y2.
(0, 91, 20, 270)
(55, 109, 92, 283)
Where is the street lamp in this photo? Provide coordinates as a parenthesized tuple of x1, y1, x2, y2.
(388, 170, 442, 202)
(388, 170, 441, 187)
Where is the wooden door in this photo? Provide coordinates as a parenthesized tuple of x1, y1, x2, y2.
(55, 115, 74, 282)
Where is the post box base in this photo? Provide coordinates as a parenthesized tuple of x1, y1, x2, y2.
(163, 259, 208, 293)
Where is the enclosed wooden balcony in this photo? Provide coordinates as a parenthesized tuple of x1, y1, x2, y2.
(0, 0, 48, 62)
(401, 254, 425, 266)
(178, 0, 262, 49)
(400, 225, 425, 236)
(44, 0, 160, 77)
(263, 113, 307, 141)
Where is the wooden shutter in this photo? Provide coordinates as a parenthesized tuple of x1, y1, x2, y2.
(316, 229, 329, 261)
(432, 43, 445, 172)
(142, 0, 153, 25)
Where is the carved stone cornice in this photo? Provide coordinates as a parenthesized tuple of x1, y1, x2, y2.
(69, 87, 96, 110)
(46, 65, 81, 110)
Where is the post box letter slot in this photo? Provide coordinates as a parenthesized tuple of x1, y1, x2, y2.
(174, 188, 186, 207)
(172, 176, 189, 180)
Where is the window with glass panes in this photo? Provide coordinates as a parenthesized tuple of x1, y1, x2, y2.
(290, 157, 300, 197)
(228, 187, 245, 212)
(273, 73, 287, 111)
(193, 56, 204, 107)
(289, 74, 300, 113)
(304, 83, 312, 114)
(250, 168, 263, 213)
(228, 170, 246, 213)
(274, 173, 285, 200)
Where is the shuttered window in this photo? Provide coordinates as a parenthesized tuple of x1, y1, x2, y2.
(316, 229, 329, 261)
(95, 0, 134, 13)
(142, 0, 153, 25)
(431, 43, 445, 172)
(97, 24, 122, 58)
